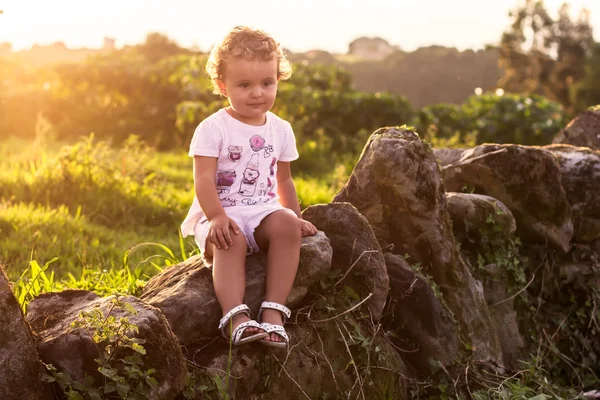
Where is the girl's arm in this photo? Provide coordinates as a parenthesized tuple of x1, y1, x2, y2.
(276, 161, 301, 217)
(194, 156, 239, 250)
(277, 161, 317, 236)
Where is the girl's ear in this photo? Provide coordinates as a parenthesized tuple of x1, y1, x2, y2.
(217, 79, 227, 96)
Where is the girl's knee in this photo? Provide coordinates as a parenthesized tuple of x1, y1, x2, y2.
(267, 211, 301, 240)
(207, 231, 248, 255)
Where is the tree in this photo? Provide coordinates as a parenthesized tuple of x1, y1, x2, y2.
(498, 0, 594, 110)
(571, 43, 600, 110)
(134, 33, 191, 63)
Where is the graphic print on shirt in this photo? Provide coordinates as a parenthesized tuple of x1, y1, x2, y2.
(249, 135, 266, 151)
(238, 153, 260, 197)
(216, 169, 237, 195)
(263, 144, 274, 158)
(267, 157, 277, 197)
(228, 145, 243, 162)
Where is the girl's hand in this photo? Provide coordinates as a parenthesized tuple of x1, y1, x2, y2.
(208, 214, 240, 250)
(299, 219, 317, 237)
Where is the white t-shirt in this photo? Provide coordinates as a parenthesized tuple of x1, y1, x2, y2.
(180, 109, 299, 237)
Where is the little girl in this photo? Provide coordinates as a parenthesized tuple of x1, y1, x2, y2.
(180, 26, 317, 347)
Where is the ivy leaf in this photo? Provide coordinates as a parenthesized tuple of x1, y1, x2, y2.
(66, 391, 84, 400)
(116, 381, 131, 397)
(98, 366, 119, 379)
(131, 343, 146, 355)
(146, 376, 159, 389)
(88, 388, 102, 400)
(123, 355, 143, 365)
(104, 381, 117, 394)
(528, 395, 551, 400)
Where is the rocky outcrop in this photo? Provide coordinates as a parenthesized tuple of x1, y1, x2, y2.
(446, 192, 516, 242)
(435, 144, 573, 253)
(141, 232, 332, 345)
(552, 108, 600, 150)
(383, 253, 460, 373)
(302, 202, 390, 320)
(334, 126, 504, 368)
(544, 144, 600, 243)
(0, 265, 53, 400)
(197, 316, 408, 399)
(27, 291, 187, 399)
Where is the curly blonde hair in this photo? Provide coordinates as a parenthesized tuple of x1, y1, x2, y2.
(206, 26, 292, 95)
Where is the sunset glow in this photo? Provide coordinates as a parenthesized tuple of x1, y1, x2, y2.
(1, 0, 599, 53)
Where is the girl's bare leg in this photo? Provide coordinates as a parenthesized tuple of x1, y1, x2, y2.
(208, 232, 262, 337)
(254, 210, 301, 342)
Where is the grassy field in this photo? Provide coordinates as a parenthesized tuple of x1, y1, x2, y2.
(0, 134, 341, 294)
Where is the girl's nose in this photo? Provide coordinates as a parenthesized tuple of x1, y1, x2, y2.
(250, 86, 261, 97)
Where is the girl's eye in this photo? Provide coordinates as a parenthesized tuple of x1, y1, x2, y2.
(240, 83, 249, 88)
(263, 81, 273, 87)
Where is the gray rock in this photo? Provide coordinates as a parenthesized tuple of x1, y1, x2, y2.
(439, 144, 573, 252)
(480, 263, 526, 370)
(302, 203, 390, 320)
(334, 126, 503, 368)
(141, 232, 332, 345)
(27, 291, 186, 399)
(383, 253, 460, 374)
(434, 147, 466, 166)
(0, 265, 53, 400)
(446, 192, 516, 243)
(545, 144, 600, 243)
(197, 317, 407, 399)
(552, 108, 600, 150)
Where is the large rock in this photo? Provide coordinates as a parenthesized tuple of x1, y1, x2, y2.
(435, 144, 574, 252)
(445, 194, 524, 370)
(193, 317, 407, 399)
(27, 291, 186, 399)
(544, 144, 600, 242)
(478, 263, 526, 370)
(446, 192, 516, 243)
(433, 147, 466, 166)
(0, 265, 53, 400)
(334, 126, 503, 368)
(302, 203, 390, 320)
(141, 232, 332, 345)
(383, 253, 460, 374)
(552, 108, 600, 150)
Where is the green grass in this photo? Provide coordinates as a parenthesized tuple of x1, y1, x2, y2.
(0, 201, 192, 280)
(0, 134, 339, 283)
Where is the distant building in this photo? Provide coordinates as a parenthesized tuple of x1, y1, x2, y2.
(348, 37, 398, 60)
(103, 37, 116, 51)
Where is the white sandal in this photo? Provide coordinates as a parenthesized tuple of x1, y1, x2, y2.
(257, 301, 291, 348)
(218, 304, 268, 346)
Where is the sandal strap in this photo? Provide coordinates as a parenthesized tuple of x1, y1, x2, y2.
(218, 304, 251, 334)
(261, 323, 289, 343)
(258, 301, 291, 323)
(232, 320, 264, 343)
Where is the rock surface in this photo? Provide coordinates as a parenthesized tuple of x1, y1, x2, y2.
(192, 317, 407, 400)
(27, 291, 187, 399)
(0, 265, 53, 400)
(552, 108, 600, 150)
(446, 192, 516, 243)
(436, 144, 574, 252)
(383, 253, 460, 374)
(334, 126, 503, 368)
(302, 202, 390, 320)
(545, 144, 600, 242)
(141, 232, 332, 345)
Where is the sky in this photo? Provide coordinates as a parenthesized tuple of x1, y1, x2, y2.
(1, 0, 599, 53)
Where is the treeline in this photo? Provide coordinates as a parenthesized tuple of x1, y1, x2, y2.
(1, 0, 599, 178)
(289, 46, 502, 108)
(0, 43, 567, 179)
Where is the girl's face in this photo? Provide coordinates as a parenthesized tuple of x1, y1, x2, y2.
(218, 57, 279, 126)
